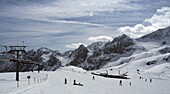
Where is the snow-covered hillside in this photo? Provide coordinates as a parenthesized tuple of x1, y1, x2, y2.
(0, 66, 170, 94)
(104, 46, 170, 68)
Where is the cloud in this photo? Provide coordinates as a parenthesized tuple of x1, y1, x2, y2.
(144, 7, 170, 28)
(118, 24, 157, 38)
(41, 19, 106, 27)
(118, 7, 170, 38)
(0, 0, 141, 21)
(66, 43, 87, 49)
(88, 36, 113, 42)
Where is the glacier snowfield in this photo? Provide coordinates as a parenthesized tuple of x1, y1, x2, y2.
(0, 66, 170, 94)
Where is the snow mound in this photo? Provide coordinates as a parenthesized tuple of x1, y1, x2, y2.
(60, 66, 87, 72)
(144, 63, 170, 74)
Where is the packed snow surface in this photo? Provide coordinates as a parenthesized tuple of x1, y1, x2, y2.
(0, 66, 170, 94)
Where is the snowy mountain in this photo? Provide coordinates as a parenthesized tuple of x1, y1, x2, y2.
(0, 26, 170, 72)
(64, 34, 145, 70)
(137, 26, 170, 44)
(0, 47, 62, 72)
(103, 26, 170, 75)
(87, 41, 105, 52)
(65, 26, 170, 71)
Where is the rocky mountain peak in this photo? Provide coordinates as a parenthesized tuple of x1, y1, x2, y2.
(104, 34, 134, 54)
(87, 41, 105, 52)
(79, 44, 87, 50)
(69, 44, 88, 58)
(68, 44, 89, 66)
(137, 26, 170, 42)
(37, 47, 61, 55)
(111, 34, 133, 44)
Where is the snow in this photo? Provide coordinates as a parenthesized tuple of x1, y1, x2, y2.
(0, 71, 48, 94)
(135, 40, 161, 51)
(144, 63, 170, 73)
(0, 66, 170, 94)
(57, 56, 72, 66)
(104, 42, 170, 69)
(142, 63, 170, 80)
(41, 52, 52, 62)
(87, 41, 105, 52)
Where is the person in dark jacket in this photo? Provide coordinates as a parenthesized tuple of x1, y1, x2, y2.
(150, 79, 152, 83)
(73, 79, 76, 85)
(92, 76, 95, 80)
(64, 78, 67, 84)
(129, 82, 131, 86)
(119, 80, 122, 86)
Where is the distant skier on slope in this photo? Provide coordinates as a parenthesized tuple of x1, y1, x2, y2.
(64, 78, 67, 84)
(73, 79, 83, 86)
(119, 80, 122, 86)
(73, 79, 76, 85)
(150, 79, 152, 83)
(92, 76, 95, 80)
(129, 82, 131, 86)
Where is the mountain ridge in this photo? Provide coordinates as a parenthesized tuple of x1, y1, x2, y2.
(0, 26, 170, 72)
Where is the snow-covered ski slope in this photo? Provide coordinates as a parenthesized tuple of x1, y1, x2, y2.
(0, 66, 170, 94)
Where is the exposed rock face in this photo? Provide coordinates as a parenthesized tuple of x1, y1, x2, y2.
(103, 34, 134, 54)
(163, 55, 170, 62)
(146, 60, 157, 65)
(48, 54, 60, 66)
(55, 34, 136, 70)
(68, 45, 89, 66)
(23, 49, 43, 63)
(62, 50, 72, 57)
(159, 47, 170, 54)
(87, 41, 105, 52)
(84, 34, 135, 70)
(23, 47, 62, 71)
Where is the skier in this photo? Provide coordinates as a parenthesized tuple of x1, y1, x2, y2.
(73, 79, 76, 85)
(129, 82, 131, 86)
(140, 76, 142, 79)
(150, 79, 152, 83)
(118, 70, 120, 74)
(92, 76, 95, 80)
(64, 78, 67, 84)
(73, 79, 83, 86)
(119, 80, 122, 86)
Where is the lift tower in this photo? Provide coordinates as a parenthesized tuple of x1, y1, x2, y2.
(8, 46, 26, 81)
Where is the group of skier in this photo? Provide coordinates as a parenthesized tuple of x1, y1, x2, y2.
(145, 78, 152, 83)
(64, 75, 152, 87)
(64, 78, 83, 86)
(119, 80, 131, 86)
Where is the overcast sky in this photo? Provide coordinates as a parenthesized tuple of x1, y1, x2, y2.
(0, 0, 170, 52)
